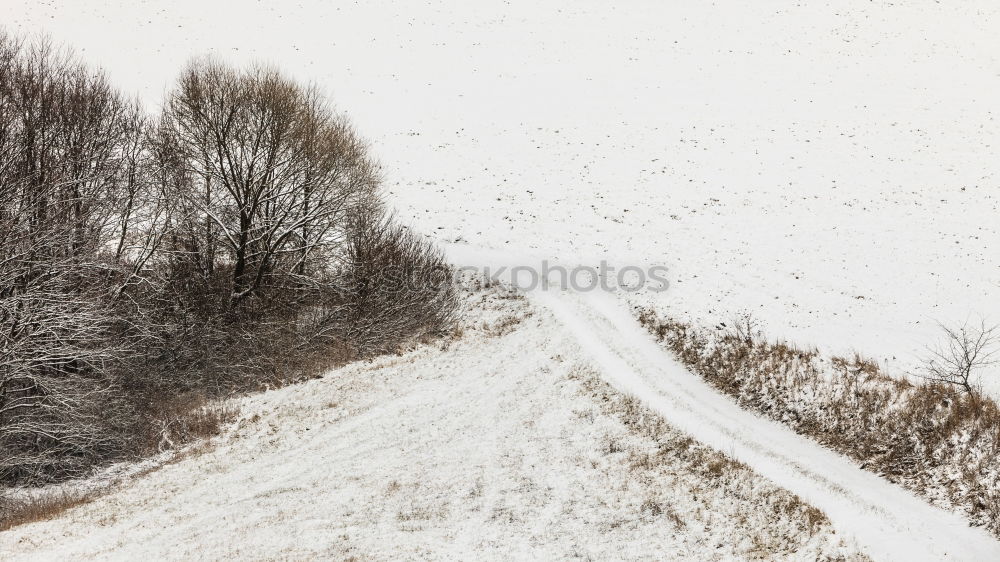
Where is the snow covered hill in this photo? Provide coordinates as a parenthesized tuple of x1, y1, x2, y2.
(4, 284, 999, 560)
(0, 289, 868, 560)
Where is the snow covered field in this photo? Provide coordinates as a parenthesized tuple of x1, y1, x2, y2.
(4, 0, 1000, 559)
(6, 0, 999, 391)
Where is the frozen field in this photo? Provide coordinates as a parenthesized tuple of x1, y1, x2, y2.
(4, 2, 1000, 558)
(7, 0, 999, 391)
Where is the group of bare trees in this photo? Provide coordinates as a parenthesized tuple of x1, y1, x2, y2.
(154, 61, 381, 306)
(0, 33, 456, 485)
(0, 34, 144, 483)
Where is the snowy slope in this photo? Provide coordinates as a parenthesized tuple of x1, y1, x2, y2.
(0, 290, 867, 561)
(4, 279, 998, 560)
(5, 0, 999, 391)
(446, 244, 1000, 562)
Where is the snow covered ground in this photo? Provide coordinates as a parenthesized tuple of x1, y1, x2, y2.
(4, 281, 999, 560)
(447, 246, 1000, 561)
(5, 0, 999, 391)
(0, 289, 869, 561)
(4, 1, 1000, 558)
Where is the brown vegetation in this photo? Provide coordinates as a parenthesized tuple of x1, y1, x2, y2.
(0, 489, 96, 532)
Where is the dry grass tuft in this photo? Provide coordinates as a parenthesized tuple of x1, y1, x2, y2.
(136, 393, 240, 455)
(0, 489, 96, 532)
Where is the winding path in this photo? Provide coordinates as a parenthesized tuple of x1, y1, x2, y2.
(446, 243, 1000, 562)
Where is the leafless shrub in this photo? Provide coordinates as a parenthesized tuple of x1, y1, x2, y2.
(920, 320, 999, 394)
(329, 212, 459, 356)
(0, 31, 143, 484)
(724, 311, 763, 345)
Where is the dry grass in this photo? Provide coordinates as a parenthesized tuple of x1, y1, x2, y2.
(0, 394, 240, 534)
(136, 393, 240, 455)
(638, 308, 1000, 536)
(567, 365, 845, 550)
(0, 489, 96, 532)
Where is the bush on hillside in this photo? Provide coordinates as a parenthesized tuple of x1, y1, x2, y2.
(0, 33, 458, 486)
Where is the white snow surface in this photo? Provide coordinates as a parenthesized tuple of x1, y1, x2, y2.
(5, 0, 1000, 391)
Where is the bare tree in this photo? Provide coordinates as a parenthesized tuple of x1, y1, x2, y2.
(0, 34, 146, 260)
(154, 60, 380, 308)
(921, 320, 999, 394)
